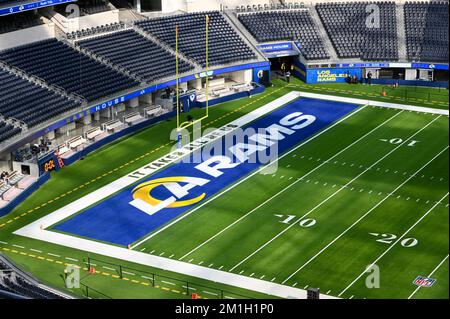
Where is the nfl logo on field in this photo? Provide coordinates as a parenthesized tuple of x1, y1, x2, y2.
(413, 276, 436, 287)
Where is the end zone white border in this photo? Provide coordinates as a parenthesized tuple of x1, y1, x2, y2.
(298, 92, 449, 115)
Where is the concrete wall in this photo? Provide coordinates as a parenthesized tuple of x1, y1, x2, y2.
(12, 161, 40, 178)
(48, 10, 120, 33)
(0, 23, 55, 51)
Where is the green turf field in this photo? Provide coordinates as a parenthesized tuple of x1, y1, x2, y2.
(0, 78, 448, 299)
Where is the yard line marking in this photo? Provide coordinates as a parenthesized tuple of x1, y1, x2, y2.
(135, 104, 373, 249)
(123, 271, 135, 276)
(203, 291, 218, 296)
(408, 254, 449, 299)
(12, 244, 24, 249)
(178, 109, 404, 260)
(65, 257, 79, 262)
(47, 253, 60, 257)
(103, 266, 116, 271)
(282, 145, 449, 284)
(0, 241, 8, 245)
(183, 286, 196, 290)
(230, 115, 442, 272)
(161, 280, 175, 286)
(141, 275, 153, 281)
(29, 249, 42, 253)
(339, 192, 449, 297)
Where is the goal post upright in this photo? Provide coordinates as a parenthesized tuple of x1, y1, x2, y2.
(175, 24, 180, 131)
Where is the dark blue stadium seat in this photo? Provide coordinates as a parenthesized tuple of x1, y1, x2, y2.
(0, 10, 43, 34)
(136, 11, 257, 67)
(77, 29, 194, 82)
(0, 121, 21, 144)
(404, 1, 448, 62)
(238, 10, 330, 60)
(316, 2, 399, 61)
(0, 38, 139, 102)
(0, 68, 82, 131)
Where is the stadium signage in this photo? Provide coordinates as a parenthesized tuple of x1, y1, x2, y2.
(0, 0, 77, 16)
(258, 42, 293, 53)
(316, 70, 349, 82)
(127, 124, 238, 181)
(307, 62, 449, 70)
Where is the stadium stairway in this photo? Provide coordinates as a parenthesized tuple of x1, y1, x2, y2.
(396, 2, 408, 61)
(0, 59, 85, 106)
(308, 4, 338, 61)
(135, 11, 258, 67)
(75, 29, 195, 85)
(60, 36, 145, 84)
(132, 23, 201, 72)
(221, 11, 267, 62)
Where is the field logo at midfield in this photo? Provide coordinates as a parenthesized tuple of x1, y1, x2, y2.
(412, 276, 436, 287)
(130, 177, 208, 215)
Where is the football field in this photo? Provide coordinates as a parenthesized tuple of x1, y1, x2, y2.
(3, 82, 449, 299)
(129, 101, 449, 299)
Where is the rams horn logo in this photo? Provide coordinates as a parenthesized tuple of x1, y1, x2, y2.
(129, 177, 208, 215)
(257, 70, 264, 78)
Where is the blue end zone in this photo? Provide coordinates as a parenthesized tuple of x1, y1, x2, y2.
(53, 98, 359, 246)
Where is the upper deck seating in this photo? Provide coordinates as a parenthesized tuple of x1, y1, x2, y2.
(0, 68, 82, 129)
(0, 38, 139, 102)
(238, 10, 329, 60)
(136, 11, 257, 67)
(316, 1, 399, 61)
(404, 1, 449, 62)
(77, 30, 194, 82)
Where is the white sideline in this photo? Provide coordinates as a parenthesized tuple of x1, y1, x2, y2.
(177, 109, 405, 260)
(338, 192, 450, 297)
(282, 145, 449, 284)
(408, 254, 449, 299)
(297, 91, 449, 116)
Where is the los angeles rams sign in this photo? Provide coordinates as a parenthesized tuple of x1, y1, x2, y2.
(54, 98, 358, 246)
